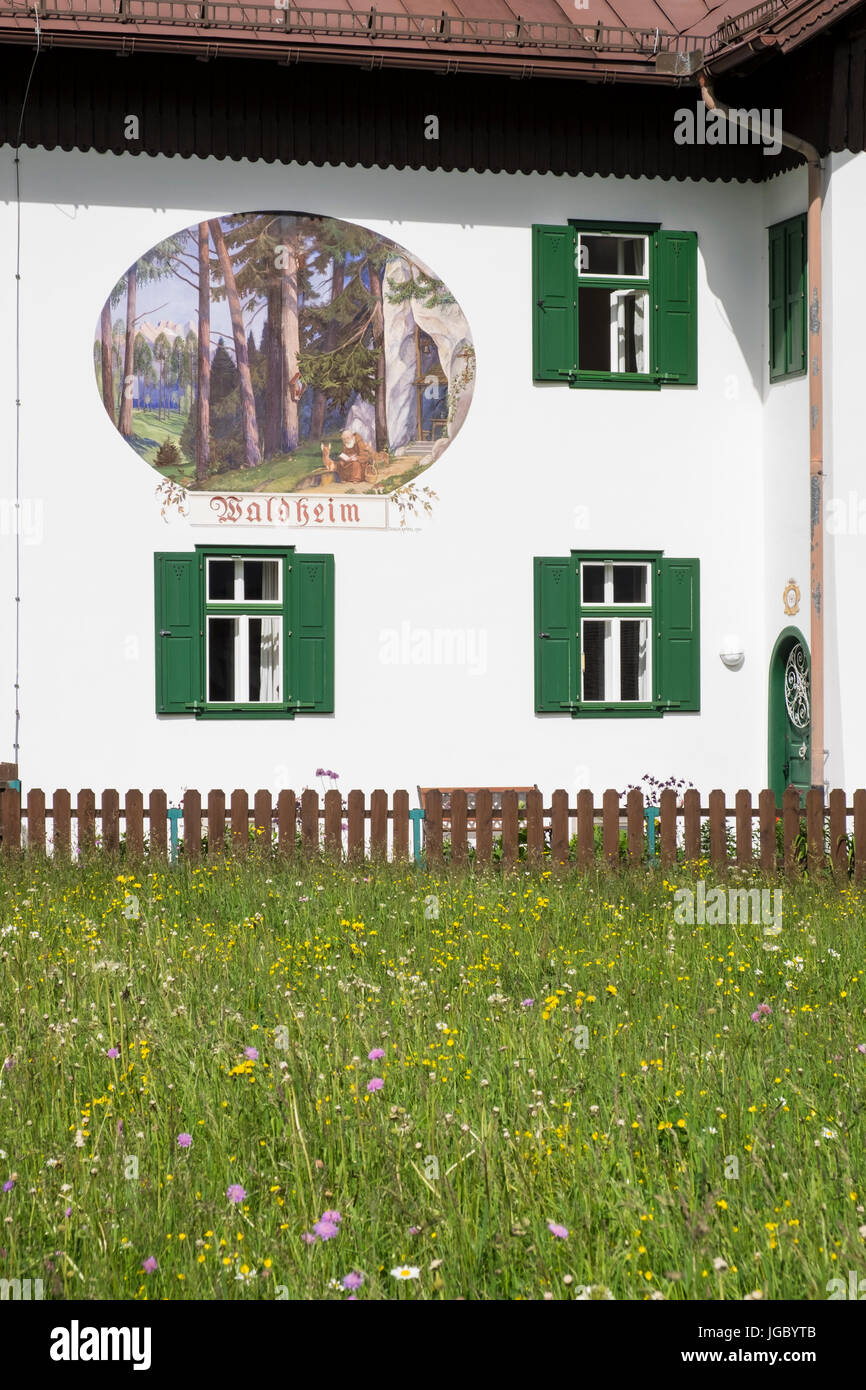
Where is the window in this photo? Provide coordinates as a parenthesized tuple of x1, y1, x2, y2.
(532, 221, 698, 388)
(533, 551, 699, 716)
(768, 214, 806, 381)
(154, 547, 334, 718)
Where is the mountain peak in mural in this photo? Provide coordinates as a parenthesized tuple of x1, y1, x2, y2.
(93, 211, 475, 497)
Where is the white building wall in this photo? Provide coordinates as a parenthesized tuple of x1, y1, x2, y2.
(0, 145, 840, 800)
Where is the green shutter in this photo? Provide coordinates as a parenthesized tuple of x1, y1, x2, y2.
(533, 557, 576, 712)
(291, 553, 334, 712)
(656, 558, 699, 713)
(786, 216, 806, 375)
(532, 225, 577, 382)
(768, 223, 787, 380)
(653, 230, 698, 385)
(154, 552, 201, 714)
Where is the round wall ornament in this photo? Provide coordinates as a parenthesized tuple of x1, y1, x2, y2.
(783, 579, 800, 616)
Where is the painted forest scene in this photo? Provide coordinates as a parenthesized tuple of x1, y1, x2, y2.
(93, 212, 475, 495)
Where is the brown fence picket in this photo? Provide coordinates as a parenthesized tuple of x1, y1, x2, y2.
(277, 790, 296, 859)
(735, 789, 752, 868)
(855, 789, 866, 884)
(0, 786, 20, 854)
(501, 790, 519, 867)
(53, 789, 71, 859)
(254, 790, 272, 853)
(231, 790, 249, 856)
(526, 788, 544, 865)
(324, 789, 342, 858)
(758, 789, 776, 873)
(475, 789, 493, 869)
(393, 790, 409, 861)
(125, 790, 144, 860)
(208, 790, 226, 856)
(708, 789, 726, 870)
(102, 789, 120, 854)
(370, 790, 388, 861)
(782, 786, 800, 874)
(603, 789, 619, 867)
(627, 789, 643, 864)
(660, 788, 677, 868)
(27, 788, 46, 853)
(347, 790, 365, 862)
(550, 789, 569, 867)
(149, 790, 167, 859)
(577, 789, 593, 869)
(806, 788, 824, 873)
(301, 790, 319, 857)
(425, 790, 443, 867)
(829, 789, 847, 874)
(450, 789, 468, 867)
(183, 790, 201, 862)
(78, 789, 96, 856)
(684, 788, 701, 862)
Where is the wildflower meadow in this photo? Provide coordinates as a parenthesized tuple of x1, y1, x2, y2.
(0, 855, 864, 1302)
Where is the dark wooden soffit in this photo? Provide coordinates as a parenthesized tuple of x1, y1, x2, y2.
(0, 0, 863, 83)
(2, 12, 865, 175)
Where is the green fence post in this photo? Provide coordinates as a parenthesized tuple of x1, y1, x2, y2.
(167, 807, 183, 863)
(645, 806, 660, 863)
(409, 808, 426, 865)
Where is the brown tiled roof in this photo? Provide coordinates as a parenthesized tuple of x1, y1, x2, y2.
(0, 0, 863, 80)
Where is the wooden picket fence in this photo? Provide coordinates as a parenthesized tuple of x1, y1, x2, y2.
(0, 784, 865, 877)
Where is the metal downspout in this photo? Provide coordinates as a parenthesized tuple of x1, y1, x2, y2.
(698, 75, 824, 794)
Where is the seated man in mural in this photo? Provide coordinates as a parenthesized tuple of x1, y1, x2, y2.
(334, 429, 374, 484)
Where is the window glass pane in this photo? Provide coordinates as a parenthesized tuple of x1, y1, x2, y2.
(579, 234, 646, 278)
(578, 288, 648, 373)
(242, 559, 280, 601)
(620, 620, 650, 701)
(208, 560, 234, 601)
(582, 564, 605, 604)
(248, 618, 282, 703)
(208, 617, 236, 701)
(613, 564, 648, 605)
(583, 620, 608, 700)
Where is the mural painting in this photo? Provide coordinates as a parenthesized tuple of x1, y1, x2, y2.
(93, 212, 475, 501)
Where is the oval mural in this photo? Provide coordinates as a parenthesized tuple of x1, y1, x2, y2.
(93, 212, 475, 498)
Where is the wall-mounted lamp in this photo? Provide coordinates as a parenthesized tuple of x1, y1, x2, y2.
(719, 635, 744, 670)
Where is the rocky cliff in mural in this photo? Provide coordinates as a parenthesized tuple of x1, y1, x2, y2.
(93, 212, 475, 500)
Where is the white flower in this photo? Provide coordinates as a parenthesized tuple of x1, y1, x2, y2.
(391, 1265, 420, 1280)
(46, 1158, 61, 1168)
(821, 1127, 837, 1139)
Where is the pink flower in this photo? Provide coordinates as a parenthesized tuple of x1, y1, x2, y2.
(547, 1221, 569, 1239)
(320, 1209, 342, 1224)
(226, 1184, 247, 1204)
(244, 1047, 259, 1061)
(177, 1133, 192, 1148)
(301, 1232, 317, 1244)
(342, 1271, 364, 1290)
(106, 1048, 120, 1059)
(142, 1256, 158, 1273)
(857, 1044, 866, 1055)
(313, 1219, 339, 1240)
(521, 999, 534, 1008)
(367, 1077, 384, 1093)
(367, 1048, 385, 1061)
(750, 1010, 762, 1022)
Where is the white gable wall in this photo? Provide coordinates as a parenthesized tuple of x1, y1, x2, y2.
(0, 145, 854, 799)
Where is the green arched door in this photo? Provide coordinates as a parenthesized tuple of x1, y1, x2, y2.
(768, 629, 811, 805)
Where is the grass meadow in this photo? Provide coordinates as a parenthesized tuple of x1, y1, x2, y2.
(0, 856, 864, 1301)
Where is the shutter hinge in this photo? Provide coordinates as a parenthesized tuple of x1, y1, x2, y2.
(159, 629, 171, 637)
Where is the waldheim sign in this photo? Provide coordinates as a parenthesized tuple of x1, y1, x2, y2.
(192, 492, 392, 529)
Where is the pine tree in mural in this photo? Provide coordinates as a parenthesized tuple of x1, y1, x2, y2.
(99, 304, 115, 424)
(134, 333, 152, 412)
(153, 332, 170, 420)
(208, 217, 261, 468)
